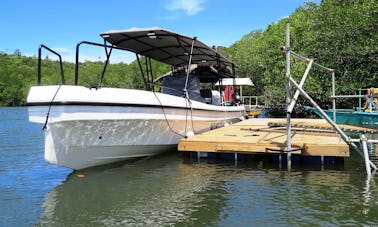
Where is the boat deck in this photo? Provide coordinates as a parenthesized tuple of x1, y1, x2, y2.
(177, 118, 373, 158)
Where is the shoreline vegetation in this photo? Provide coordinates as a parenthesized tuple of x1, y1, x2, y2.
(0, 0, 376, 116)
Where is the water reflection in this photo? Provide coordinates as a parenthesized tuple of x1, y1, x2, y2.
(37, 153, 229, 226)
(37, 153, 378, 226)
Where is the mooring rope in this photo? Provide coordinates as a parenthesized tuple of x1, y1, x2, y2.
(42, 85, 62, 130)
(152, 89, 187, 138)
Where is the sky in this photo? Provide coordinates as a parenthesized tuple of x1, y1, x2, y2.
(1, 0, 320, 63)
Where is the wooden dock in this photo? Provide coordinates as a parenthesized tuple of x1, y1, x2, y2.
(178, 118, 357, 157)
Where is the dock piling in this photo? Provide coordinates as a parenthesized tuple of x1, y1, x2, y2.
(360, 135, 371, 178)
(285, 21, 292, 171)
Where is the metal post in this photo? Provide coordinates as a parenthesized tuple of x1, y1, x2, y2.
(98, 47, 113, 88)
(321, 156, 324, 171)
(360, 135, 371, 177)
(184, 38, 196, 96)
(285, 21, 292, 169)
(287, 59, 313, 113)
(332, 71, 336, 121)
(38, 45, 65, 85)
(135, 54, 149, 91)
(240, 85, 243, 101)
(359, 89, 362, 111)
(37, 46, 42, 85)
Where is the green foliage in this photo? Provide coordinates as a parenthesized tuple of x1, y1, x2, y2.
(0, 54, 37, 106)
(226, 0, 377, 109)
(0, 54, 169, 106)
(311, 0, 378, 95)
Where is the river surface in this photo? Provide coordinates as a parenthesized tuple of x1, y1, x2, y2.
(1, 107, 378, 226)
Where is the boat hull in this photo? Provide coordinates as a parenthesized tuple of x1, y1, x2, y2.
(27, 86, 246, 169)
(42, 116, 236, 169)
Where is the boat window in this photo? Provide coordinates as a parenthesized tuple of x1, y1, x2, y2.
(162, 74, 204, 102)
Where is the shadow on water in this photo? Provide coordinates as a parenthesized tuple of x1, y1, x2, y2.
(36, 150, 378, 226)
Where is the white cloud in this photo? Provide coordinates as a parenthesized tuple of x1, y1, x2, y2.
(165, 0, 206, 16)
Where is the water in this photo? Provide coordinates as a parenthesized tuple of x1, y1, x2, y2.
(1, 107, 378, 226)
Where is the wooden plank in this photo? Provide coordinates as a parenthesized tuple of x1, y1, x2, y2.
(247, 128, 340, 137)
(303, 144, 349, 157)
(178, 140, 303, 154)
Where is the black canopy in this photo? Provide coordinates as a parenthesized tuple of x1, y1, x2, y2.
(100, 27, 234, 74)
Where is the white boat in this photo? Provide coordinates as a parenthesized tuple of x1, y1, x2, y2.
(26, 27, 247, 170)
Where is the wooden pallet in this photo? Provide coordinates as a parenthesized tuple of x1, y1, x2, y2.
(178, 118, 350, 157)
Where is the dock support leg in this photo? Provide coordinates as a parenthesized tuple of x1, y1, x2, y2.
(361, 135, 371, 177)
(321, 156, 324, 171)
(287, 151, 291, 171)
(284, 21, 292, 172)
